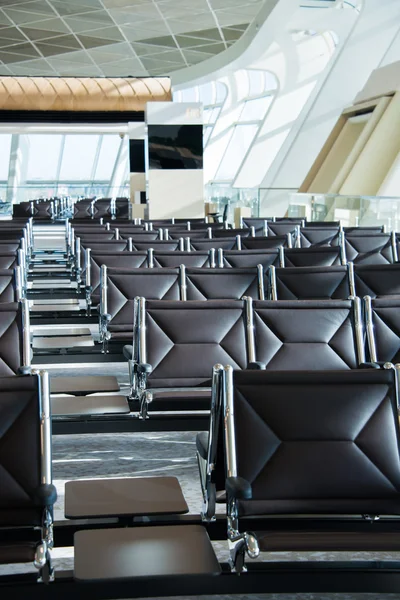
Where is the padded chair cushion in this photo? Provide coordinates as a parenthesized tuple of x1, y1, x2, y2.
(242, 237, 288, 250)
(223, 250, 280, 269)
(90, 252, 147, 299)
(253, 300, 358, 370)
(369, 297, 400, 363)
(344, 234, 394, 264)
(284, 247, 341, 267)
(185, 268, 260, 300)
(145, 299, 247, 387)
(299, 227, 340, 248)
(231, 369, 400, 516)
(354, 264, 400, 298)
(273, 266, 350, 300)
(153, 252, 210, 268)
(0, 542, 36, 564)
(0, 303, 23, 376)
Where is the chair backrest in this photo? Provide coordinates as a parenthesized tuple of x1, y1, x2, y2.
(269, 265, 351, 300)
(220, 249, 281, 269)
(88, 251, 148, 300)
(0, 269, 16, 303)
(241, 236, 289, 250)
(284, 247, 342, 267)
(33, 200, 53, 220)
(12, 202, 32, 218)
(0, 228, 25, 239)
(0, 301, 28, 375)
(299, 227, 340, 248)
(353, 264, 400, 298)
(93, 199, 112, 219)
(79, 232, 116, 243)
(73, 199, 93, 219)
(0, 372, 53, 527)
(102, 267, 181, 331)
(189, 237, 238, 251)
(241, 218, 266, 236)
(120, 232, 159, 241)
(168, 229, 210, 239)
(344, 226, 385, 235)
(213, 228, 252, 238)
(152, 251, 211, 268)
(0, 254, 17, 270)
(305, 221, 340, 227)
(252, 298, 361, 369)
(82, 241, 128, 253)
(267, 222, 298, 239)
(226, 368, 400, 515)
(140, 299, 248, 387)
(132, 240, 183, 252)
(343, 233, 395, 264)
(365, 296, 400, 363)
(184, 267, 262, 300)
(0, 242, 21, 253)
(115, 198, 129, 219)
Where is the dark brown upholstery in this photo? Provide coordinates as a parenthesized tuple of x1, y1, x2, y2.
(299, 227, 340, 247)
(0, 269, 16, 303)
(353, 264, 400, 298)
(13, 202, 32, 218)
(153, 251, 211, 268)
(33, 201, 53, 220)
(253, 299, 358, 369)
(107, 268, 180, 339)
(90, 252, 148, 304)
(0, 375, 44, 527)
(120, 232, 159, 241)
(190, 238, 238, 251)
(185, 268, 260, 300)
(271, 266, 350, 300)
(0, 303, 24, 375)
(133, 241, 181, 252)
(82, 241, 128, 252)
(368, 297, 400, 363)
(214, 228, 252, 238)
(230, 369, 400, 516)
(344, 234, 394, 264)
(0, 254, 17, 270)
(115, 198, 129, 219)
(145, 299, 247, 387)
(284, 247, 341, 267)
(73, 199, 93, 219)
(222, 249, 280, 269)
(242, 236, 288, 250)
(242, 218, 266, 236)
(92, 199, 112, 219)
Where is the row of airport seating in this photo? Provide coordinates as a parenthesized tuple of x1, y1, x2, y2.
(120, 295, 400, 418)
(12, 197, 130, 221)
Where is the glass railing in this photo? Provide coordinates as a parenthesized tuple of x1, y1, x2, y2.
(204, 184, 260, 223)
(287, 193, 400, 229)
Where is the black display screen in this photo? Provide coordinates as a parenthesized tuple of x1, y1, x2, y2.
(148, 124, 203, 169)
(129, 139, 145, 173)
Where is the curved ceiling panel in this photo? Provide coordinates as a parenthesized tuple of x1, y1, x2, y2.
(0, 76, 171, 111)
(0, 0, 267, 77)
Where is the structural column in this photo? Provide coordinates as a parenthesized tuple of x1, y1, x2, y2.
(146, 102, 204, 220)
(128, 122, 146, 219)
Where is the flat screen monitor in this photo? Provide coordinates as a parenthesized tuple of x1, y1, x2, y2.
(148, 124, 203, 170)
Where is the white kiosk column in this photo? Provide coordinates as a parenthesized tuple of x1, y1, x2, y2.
(146, 102, 204, 220)
(128, 122, 146, 219)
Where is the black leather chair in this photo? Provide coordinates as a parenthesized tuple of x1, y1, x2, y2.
(184, 267, 263, 300)
(0, 269, 18, 303)
(0, 301, 30, 375)
(353, 264, 400, 298)
(219, 367, 400, 571)
(343, 233, 396, 264)
(241, 236, 290, 250)
(252, 298, 363, 369)
(124, 298, 248, 417)
(133, 240, 184, 252)
(0, 371, 56, 582)
(284, 247, 342, 267)
(219, 248, 281, 269)
(85, 250, 148, 311)
(73, 199, 94, 220)
(299, 226, 340, 247)
(0, 253, 18, 270)
(364, 296, 400, 364)
(241, 218, 267, 236)
(100, 267, 181, 351)
(189, 237, 239, 252)
(152, 250, 212, 268)
(268, 265, 351, 300)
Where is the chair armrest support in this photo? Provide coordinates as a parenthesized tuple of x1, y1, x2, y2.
(226, 476, 252, 500)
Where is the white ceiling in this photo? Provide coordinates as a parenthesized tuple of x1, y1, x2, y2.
(0, 0, 266, 77)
